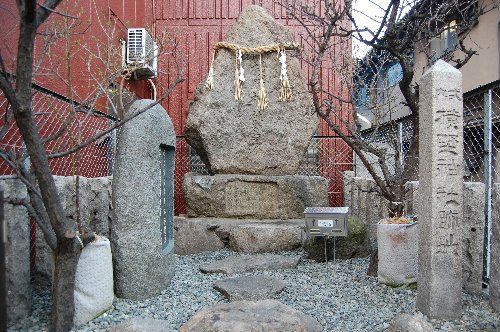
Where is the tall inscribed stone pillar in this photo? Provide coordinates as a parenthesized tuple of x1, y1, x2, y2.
(416, 60, 463, 319)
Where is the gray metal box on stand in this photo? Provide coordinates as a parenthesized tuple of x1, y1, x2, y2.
(304, 207, 349, 237)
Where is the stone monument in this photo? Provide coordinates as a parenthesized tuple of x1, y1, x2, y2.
(185, 5, 317, 175)
(416, 60, 463, 319)
(111, 99, 176, 299)
(179, 5, 328, 253)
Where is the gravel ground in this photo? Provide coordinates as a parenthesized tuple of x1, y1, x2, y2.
(8, 249, 500, 331)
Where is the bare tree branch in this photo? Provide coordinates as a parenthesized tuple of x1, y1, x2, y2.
(276, 0, 492, 216)
(48, 73, 185, 159)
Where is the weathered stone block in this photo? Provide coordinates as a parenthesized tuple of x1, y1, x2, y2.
(185, 5, 317, 175)
(35, 226, 53, 283)
(462, 182, 485, 295)
(87, 176, 112, 237)
(183, 173, 328, 219)
(111, 100, 176, 300)
(35, 176, 112, 283)
(342, 171, 354, 208)
(0, 177, 31, 325)
(174, 216, 226, 255)
(490, 183, 500, 312)
(342, 174, 388, 242)
(200, 254, 301, 274)
(52, 176, 111, 236)
(225, 220, 304, 253)
(174, 217, 305, 255)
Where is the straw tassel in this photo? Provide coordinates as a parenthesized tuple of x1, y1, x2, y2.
(258, 53, 268, 111)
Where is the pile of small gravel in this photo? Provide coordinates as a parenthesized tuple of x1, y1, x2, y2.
(8, 249, 500, 331)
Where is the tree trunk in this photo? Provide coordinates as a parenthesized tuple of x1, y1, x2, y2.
(51, 238, 81, 332)
(402, 115, 419, 182)
(388, 201, 404, 218)
(367, 248, 379, 277)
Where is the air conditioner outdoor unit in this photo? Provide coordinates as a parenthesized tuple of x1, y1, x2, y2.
(126, 28, 158, 79)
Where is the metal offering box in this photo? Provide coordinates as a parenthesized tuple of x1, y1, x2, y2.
(304, 207, 349, 237)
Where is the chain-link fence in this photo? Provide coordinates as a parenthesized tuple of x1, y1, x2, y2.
(357, 83, 500, 184)
(356, 117, 416, 180)
(462, 84, 500, 282)
(0, 89, 114, 177)
(355, 82, 500, 283)
(463, 86, 500, 182)
(1, 87, 114, 273)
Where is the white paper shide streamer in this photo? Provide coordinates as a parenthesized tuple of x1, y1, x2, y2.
(279, 50, 292, 101)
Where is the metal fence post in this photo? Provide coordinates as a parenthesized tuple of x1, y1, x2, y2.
(483, 89, 493, 283)
(399, 122, 404, 166)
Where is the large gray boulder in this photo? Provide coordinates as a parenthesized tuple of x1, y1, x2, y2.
(179, 300, 323, 332)
(184, 173, 328, 219)
(185, 5, 317, 175)
(111, 100, 176, 300)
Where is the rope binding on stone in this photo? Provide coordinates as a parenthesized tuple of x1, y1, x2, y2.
(205, 42, 301, 110)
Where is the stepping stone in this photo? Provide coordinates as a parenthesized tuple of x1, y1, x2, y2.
(213, 276, 285, 301)
(200, 254, 301, 274)
(387, 314, 434, 332)
(179, 300, 322, 332)
(109, 318, 175, 332)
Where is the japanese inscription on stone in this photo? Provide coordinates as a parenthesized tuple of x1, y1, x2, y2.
(417, 60, 463, 319)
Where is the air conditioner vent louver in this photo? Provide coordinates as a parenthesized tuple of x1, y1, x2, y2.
(126, 28, 157, 79)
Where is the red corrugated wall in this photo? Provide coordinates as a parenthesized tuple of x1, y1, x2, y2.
(0, 0, 352, 209)
(0, 0, 156, 177)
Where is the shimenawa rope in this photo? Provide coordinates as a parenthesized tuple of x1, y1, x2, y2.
(205, 42, 300, 110)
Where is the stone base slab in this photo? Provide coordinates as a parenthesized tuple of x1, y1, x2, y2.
(174, 217, 306, 255)
(183, 173, 328, 219)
